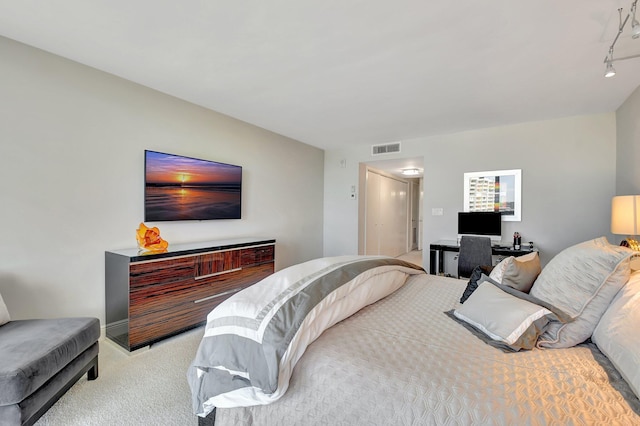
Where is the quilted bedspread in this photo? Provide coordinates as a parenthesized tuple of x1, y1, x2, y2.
(213, 273, 640, 425)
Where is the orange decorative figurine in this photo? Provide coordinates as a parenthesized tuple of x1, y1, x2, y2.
(136, 223, 169, 253)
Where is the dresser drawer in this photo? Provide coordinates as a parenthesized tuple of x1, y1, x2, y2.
(129, 296, 224, 349)
(129, 263, 275, 348)
(195, 250, 241, 278)
(241, 245, 275, 266)
(129, 257, 195, 289)
(129, 263, 275, 317)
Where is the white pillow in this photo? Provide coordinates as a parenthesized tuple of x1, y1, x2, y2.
(454, 281, 552, 351)
(592, 270, 640, 399)
(530, 237, 633, 348)
(489, 256, 511, 283)
(0, 291, 10, 326)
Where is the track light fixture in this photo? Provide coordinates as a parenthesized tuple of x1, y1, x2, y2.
(605, 58, 616, 78)
(632, 0, 640, 39)
(603, 0, 640, 78)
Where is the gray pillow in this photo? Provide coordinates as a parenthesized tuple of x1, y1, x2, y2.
(460, 265, 494, 303)
(0, 292, 10, 326)
(454, 281, 553, 351)
(529, 237, 633, 349)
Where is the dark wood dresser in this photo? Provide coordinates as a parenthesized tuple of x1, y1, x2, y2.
(105, 237, 275, 351)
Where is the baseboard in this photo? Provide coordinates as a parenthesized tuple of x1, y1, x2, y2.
(102, 336, 150, 356)
(105, 319, 128, 338)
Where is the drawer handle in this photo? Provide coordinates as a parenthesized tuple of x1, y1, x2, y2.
(194, 288, 243, 304)
(195, 267, 242, 280)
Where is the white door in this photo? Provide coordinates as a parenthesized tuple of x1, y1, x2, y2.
(365, 169, 409, 257)
(365, 171, 382, 255)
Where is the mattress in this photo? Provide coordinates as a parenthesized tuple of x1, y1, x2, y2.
(213, 273, 640, 425)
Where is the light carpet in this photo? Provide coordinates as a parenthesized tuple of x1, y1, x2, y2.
(36, 326, 205, 426)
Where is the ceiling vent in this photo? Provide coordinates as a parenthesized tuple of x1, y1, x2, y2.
(371, 142, 401, 156)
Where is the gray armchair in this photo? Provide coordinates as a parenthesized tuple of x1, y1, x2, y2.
(0, 292, 99, 426)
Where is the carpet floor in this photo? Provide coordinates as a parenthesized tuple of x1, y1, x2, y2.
(36, 326, 205, 426)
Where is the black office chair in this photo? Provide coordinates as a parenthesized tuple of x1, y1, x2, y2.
(457, 236, 493, 279)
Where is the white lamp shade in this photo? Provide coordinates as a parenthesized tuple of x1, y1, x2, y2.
(611, 195, 640, 235)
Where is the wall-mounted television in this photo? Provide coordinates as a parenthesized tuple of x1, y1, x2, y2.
(144, 150, 242, 221)
(457, 211, 502, 242)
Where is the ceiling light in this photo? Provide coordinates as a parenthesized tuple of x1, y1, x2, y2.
(633, 1, 640, 39)
(603, 1, 640, 77)
(401, 168, 421, 176)
(605, 61, 617, 78)
(632, 18, 640, 39)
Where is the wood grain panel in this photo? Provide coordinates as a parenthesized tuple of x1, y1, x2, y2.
(241, 245, 274, 266)
(129, 264, 271, 316)
(128, 263, 274, 348)
(194, 250, 241, 277)
(128, 296, 221, 350)
(129, 257, 195, 290)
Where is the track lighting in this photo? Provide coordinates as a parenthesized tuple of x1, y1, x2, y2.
(633, 21, 640, 39)
(633, 1, 640, 39)
(605, 46, 616, 78)
(603, 0, 640, 77)
(632, 19, 640, 39)
(605, 60, 616, 78)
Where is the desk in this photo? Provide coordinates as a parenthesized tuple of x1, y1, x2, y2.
(429, 239, 536, 275)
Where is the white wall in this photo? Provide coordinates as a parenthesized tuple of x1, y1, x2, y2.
(0, 36, 325, 322)
(616, 84, 640, 195)
(324, 114, 618, 270)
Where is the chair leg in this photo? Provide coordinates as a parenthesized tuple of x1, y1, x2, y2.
(87, 357, 99, 381)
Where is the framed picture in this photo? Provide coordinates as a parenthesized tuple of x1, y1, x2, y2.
(463, 169, 521, 221)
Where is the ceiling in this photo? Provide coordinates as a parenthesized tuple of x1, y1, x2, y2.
(1, 1, 640, 153)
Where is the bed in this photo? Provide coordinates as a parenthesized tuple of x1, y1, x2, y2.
(188, 238, 640, 425)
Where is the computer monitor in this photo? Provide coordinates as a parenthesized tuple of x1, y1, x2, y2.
(457, 211, 502, 242)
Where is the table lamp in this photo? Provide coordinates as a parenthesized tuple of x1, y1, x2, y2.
(611, 195, 640, 251)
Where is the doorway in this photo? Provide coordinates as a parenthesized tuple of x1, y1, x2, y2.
(358, 157, 423, 259)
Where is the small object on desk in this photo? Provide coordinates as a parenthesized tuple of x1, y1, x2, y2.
(513, 232, 521, 250)
(529, 241, 534, 249)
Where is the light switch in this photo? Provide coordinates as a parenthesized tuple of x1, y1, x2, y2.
(432, 208, 443, 216)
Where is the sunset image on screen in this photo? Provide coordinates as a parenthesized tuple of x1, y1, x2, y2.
(145, 151, 241, 186)
(144, 151, 242, 221)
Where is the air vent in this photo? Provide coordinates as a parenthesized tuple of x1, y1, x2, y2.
(371, 142, 401, 156)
